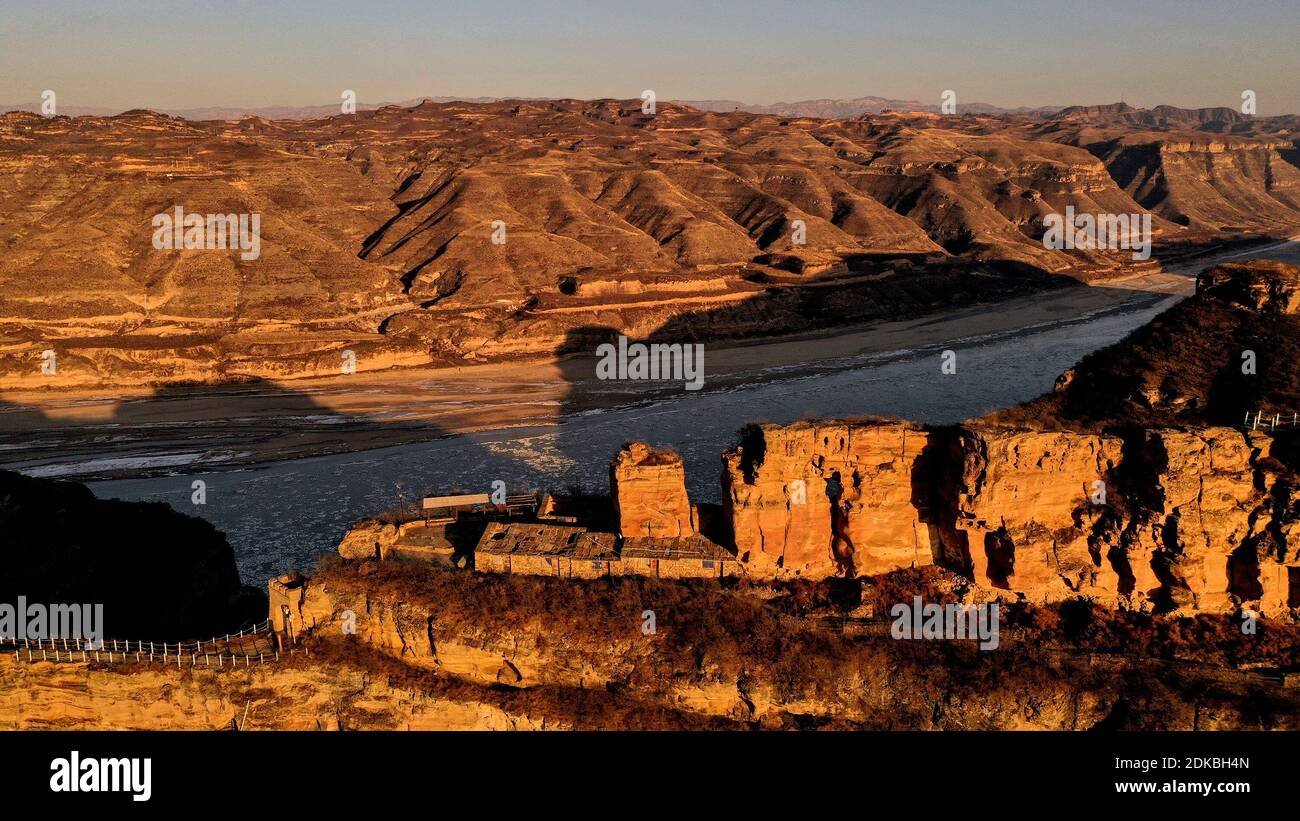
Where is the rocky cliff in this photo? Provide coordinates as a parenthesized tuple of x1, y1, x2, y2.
(253, 562, 1300, 730)
(720, 419, 1297, 616)
(610, 442, 696, 537)
(722, 421, 935, 578)
(721, 263, 1300, 615)
(8, 540, 1300, 730)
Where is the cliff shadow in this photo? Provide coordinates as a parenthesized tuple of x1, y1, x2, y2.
(0, 376, 537, 586)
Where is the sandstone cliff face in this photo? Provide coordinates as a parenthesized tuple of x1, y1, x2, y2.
(0, 656, 556, 730)
(722, 421, 935, 578)
(262, 565, 1300, 730)
(721, 421, 1299, 616)
(1107, 428, 1296, 615)
(946, 429, 1125, 602)
(1034, 122, 1300, 235)
(610, 442, 695, 538)
(9, 557, 1300, 730)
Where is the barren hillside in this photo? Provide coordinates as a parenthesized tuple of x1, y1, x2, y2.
(2, 100, 1298, 388)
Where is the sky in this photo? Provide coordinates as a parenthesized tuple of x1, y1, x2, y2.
(2, 0, 1298, 114)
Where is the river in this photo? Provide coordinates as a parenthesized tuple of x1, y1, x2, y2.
(85, 288, 1178, 580)
(79, 240, 1300, 580)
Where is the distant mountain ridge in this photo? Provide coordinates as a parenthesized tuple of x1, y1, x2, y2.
(677, 96, 1061, 118)
(5, 96, 1295, 122)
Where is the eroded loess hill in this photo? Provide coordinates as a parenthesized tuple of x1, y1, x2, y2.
(3, 101, 1298, 387)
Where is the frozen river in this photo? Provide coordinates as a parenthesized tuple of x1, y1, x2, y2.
(87, 288, 1179, 581)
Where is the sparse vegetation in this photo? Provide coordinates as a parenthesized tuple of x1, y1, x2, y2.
(301, 558, 1300, 729)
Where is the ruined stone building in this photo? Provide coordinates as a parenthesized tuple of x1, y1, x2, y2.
(475, 522, 619, 579)
(472, 443, 739, 579)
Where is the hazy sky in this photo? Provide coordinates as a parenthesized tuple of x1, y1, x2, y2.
(3, 0, 1297, 113)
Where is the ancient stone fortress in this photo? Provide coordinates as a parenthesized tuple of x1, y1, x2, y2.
(331, 418, 1297, 617)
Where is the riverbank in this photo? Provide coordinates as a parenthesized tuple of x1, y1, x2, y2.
(4, 237, 1297, 485)
(0, 271, 1184, 480)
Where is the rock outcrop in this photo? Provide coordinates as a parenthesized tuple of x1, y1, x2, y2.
(1196, 260, 1300, 315)
(243, 561, 1300, 730)
(610, 442, 695, 538)
(721, 421, 1299, 616)
(993, 260, 1300, 430)
(721, 421, 935, 577)
(945, 429, 1125, 601)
